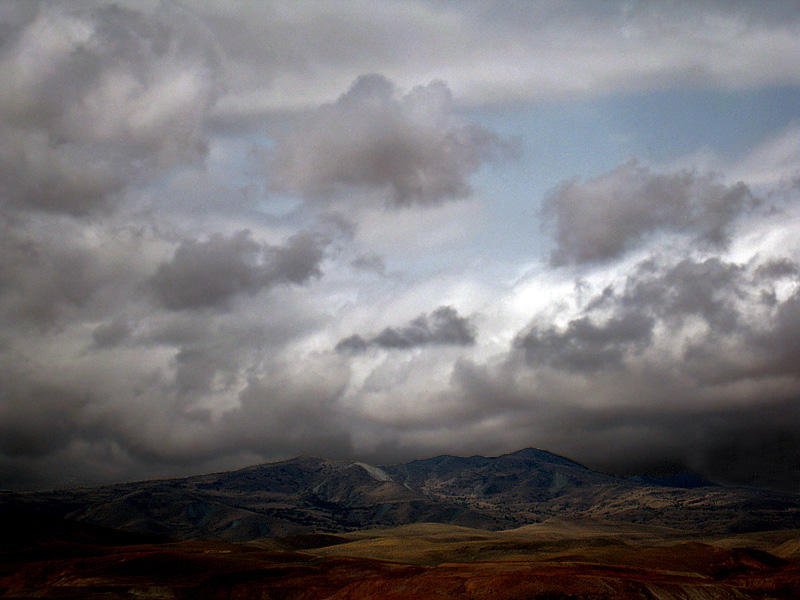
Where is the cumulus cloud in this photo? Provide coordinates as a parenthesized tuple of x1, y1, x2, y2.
(0, 220, 145, 331)
(545, 162, 755, 265)
(336, 306, 475, 353)
(513, 254, 799, 384)
(268, 74, 508, 205)
(515, 310, 654, 373)
(150, 231, 325, 311)
(0, 2, 218, 215)
(621, 258, 748, 333)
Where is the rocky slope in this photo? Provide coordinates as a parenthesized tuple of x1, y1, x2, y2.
(3, 448, 800, 541)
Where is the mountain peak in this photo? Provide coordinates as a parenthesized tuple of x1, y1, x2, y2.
(502, 447, 589, 469)
(5, 447, 800, 542)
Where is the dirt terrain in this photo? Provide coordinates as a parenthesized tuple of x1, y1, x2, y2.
(4, 450, 800, 597)
(3, 511, 799, 599)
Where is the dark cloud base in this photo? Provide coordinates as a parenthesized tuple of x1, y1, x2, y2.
(545, 162, 754, 265)
(268, 74, 511, 206)
(336, 306, 476, 353)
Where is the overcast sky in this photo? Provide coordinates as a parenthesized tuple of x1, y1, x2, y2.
(2, 0, 800, 492)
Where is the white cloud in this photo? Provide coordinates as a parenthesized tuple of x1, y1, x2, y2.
(730, 124, 800, 186)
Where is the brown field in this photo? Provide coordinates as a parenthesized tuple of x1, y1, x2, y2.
(2, 513, 800, 599)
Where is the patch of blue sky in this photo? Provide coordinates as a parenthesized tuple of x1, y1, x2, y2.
(204, 131, 307, 222)
(461, 85, 800, 267)
(600, 85, 800, 164)
(463, 99, 633, 265)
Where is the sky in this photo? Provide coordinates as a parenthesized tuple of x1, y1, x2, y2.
(2, 0, 800, 492)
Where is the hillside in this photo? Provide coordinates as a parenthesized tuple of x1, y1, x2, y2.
(3, 448, 800, 542)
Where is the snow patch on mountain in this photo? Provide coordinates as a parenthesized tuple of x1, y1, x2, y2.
(356, 462, 391, 482)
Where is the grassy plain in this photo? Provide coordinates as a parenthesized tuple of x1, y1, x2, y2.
(3, 512, 799, 599)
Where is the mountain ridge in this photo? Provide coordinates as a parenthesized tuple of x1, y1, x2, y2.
(3, 447, 800, 542)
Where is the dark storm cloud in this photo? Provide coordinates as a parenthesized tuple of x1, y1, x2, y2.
(445, 353, 800, 493)
(515, 310, 654, 372)
(220, 365, 353, 459)
(336, 306, 476, 353)
(546, 162, 755, 265)
(151, 231, 325, 311)
(91, 317, 131, 349)
(621, 257, 747, 333)
(461, 252, 800, 491)
(563, 399, 800, 493)
(0, 222, 137, 331)
(269, 74, 510, 206)
(0, 383, 87, 458)
(0, 2, 218, 215)
(689, 409, 800, 492)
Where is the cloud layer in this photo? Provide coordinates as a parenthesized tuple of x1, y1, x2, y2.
(1, 1, 800, 494)
(195, 0, 800, 111)
(0, 2, 218, 216)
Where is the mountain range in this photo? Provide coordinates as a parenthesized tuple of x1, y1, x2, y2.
(4, 448, 800, 542)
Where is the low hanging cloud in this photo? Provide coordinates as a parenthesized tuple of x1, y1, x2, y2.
(269, 74, 510, 206)
(467, 252, 800, 490)
(546, 162, 755, 265)
(151, 231, 325, 311)
(336, 306, 475, 353)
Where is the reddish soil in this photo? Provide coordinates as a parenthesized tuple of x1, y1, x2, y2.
(2, 539, 800, 599)
(2, 512, 799, 599)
